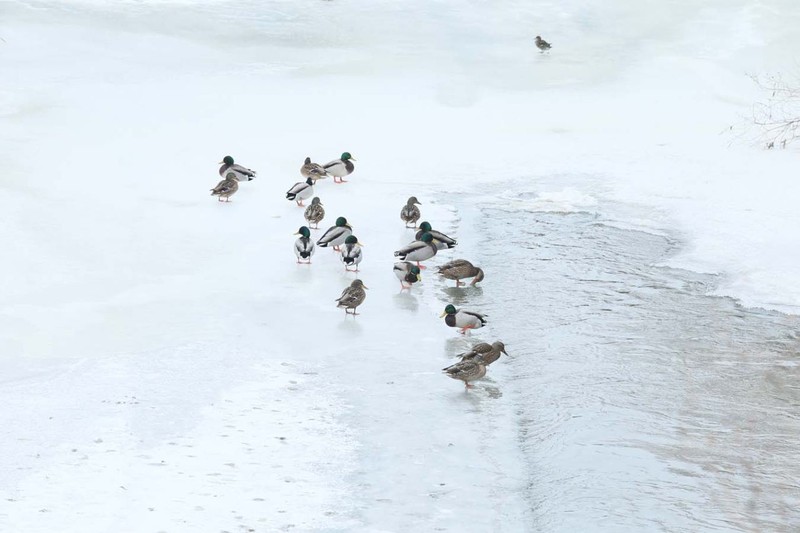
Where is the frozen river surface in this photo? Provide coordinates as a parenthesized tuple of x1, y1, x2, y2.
(451, 187, 800, 532)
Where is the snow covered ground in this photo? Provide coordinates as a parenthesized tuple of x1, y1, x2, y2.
(1, 0, 799, 531)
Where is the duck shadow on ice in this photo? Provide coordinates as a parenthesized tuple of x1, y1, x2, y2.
(446, 381, 503, 404)
(393, 291, 419, 312)
(439, 286, 483, 306)
(338, 316, 364, 334)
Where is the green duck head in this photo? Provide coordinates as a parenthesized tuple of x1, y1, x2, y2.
(341, 152, 355, 161)
(295, 226, 311, 238)
(419, 232, 434, 243)
(335, 216, 350, 228)
(440, 304, 457, 317)
(419, 221, 432, 232)
(344, 235, 359, 245)
(411, 265, 421, 281)
(222, 155, 234, 165)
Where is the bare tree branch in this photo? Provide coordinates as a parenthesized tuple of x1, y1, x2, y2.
(728, 73, 800, 149)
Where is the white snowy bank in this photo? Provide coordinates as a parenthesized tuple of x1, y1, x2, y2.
(1, 0, 800, 530)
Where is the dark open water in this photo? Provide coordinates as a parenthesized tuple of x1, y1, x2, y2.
(439, 187, 800, 532)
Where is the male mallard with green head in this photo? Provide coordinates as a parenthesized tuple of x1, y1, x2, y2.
(393, 261, 422, 290)
(440, 304, 487, 334)
(210, 172, 239, 202)
(340, 235, 364, 272)
(304, 197, 325, 229)
(336, 279, 368, 315)
(400, 196, 422, 228)
(317, 216, 353, 252)
(436, 259, 485, 287)
(415, 222, 457, 249)
(287, 176, 324, 207)
(218, 155, 256, 181)
(293, 226, 315, 264)
(323, 152, 356, 184)
(394, 232, 438, 268)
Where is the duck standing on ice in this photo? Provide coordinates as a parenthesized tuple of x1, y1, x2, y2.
(210, 172, 239, 202)
(400, 196, 422, 228)
(286, 176, 323, 207)
(535, 35, 552, 53)
(444, 341, 507, 370)
(436, 259, 484, 287)
(443, 360, 486, 390)
(304, 197, 325, 229)
(323, 152, 356, 184)
(318, 216, 353, 252)
(394, 232, 438, 268)
(415, 221, 457, 249)
(440, 304, 487, 334)
(336, 279, 368, 315)
(340, 235, 364, 272)
(300, 157, 328, 180)
(218, 155, 256, 181)
(393, 262, 422, 290)
(293, 226, 315, 264)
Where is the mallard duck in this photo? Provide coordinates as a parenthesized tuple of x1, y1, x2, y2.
(323, 152, 355, 184)
(304, 197, 325, 229)
(436, 259, 485, 287)
(443, 360, 487, 389)
(415, 222, 457, 249)
(218, 155, 256, 181)
(210, 172, 239, 202)
(394, 232, 438, 268)
(440, 304, 487, 334)
(400, 196, 422, 228)
(535, 35, 552, 53)
(336, 279, 368, 315)
(444, 341, 507, 370)
(293, 226, 315, 264)
(317, 216, 353, 251)
(340, 235, 363, 272)
(300, 157, 328, 180)
(393, 261, 422, 290)
(287, 176, 323, 207)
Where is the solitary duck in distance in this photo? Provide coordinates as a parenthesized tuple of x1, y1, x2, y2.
(400, 196, 422, 228)
(323, 152, 356, 184)
(210, 172, 239, 202)
(437, 259, 484, 287)
(293, 226, 315, 264)
(440, 304, 487, 334)
(318, 216, 353, 252)
(535, 35, 552, 53)
(218, 155, 256, 181)
(336, 279, 368, 315)
(304, 197, 325, 229)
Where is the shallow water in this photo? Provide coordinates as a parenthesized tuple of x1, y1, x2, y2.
(442, 186, 800, 532)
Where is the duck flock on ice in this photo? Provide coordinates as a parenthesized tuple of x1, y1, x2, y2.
(210, 151, 514, 390)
